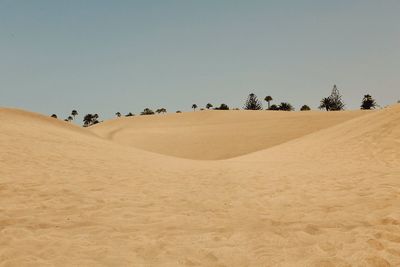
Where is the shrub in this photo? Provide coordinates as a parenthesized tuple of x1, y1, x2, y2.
(268, 104, 279, 110)
(300, 105, 311, 111)
(361, 94, 377, 110)
(278, 102, 294, 111)
(214, 103, 229, 110)
(140, 108, 155, 115)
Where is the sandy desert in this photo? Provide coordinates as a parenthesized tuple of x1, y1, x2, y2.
(0, 105, 399, 266)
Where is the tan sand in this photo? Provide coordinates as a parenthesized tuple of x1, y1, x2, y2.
(0, 106, 399, 266)
(91, 110, 367, 160)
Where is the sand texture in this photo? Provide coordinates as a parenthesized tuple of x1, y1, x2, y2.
(0, 106, 399, 266)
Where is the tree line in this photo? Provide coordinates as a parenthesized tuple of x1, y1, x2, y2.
(50, 85, 379, 127)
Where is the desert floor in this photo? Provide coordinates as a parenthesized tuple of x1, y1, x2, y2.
(0, 106, 399, 266)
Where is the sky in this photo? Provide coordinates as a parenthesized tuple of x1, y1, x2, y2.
(0, 0, 399, 121)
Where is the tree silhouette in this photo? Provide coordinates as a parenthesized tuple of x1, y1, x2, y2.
(361, 94, 377, 110)
(92, 114, 100, 125)
(269, 104, 279, 110)
(50, 114, 58, 119)
(264, 96, 273, 109)
(125, 112, 134, 117)
(83, 114, 93, 127)
(319, 85, 345, 111)
(319, 97, 332, 111)
(278, 102, 294, 111)
(206, 103, 213, 109)
(140, 108, 155, 115)
(67, 116, 73, 122)
(71, 110, 78, 119)
(300, 105, 311, 111)
(156, 108, 167, 114)
(214, 103, 229, 110)
(192, 104, 198, 111)
(115, 112, 121, 117)
(83, 114, 99, 127)
(176, 110, 182, 113)
(244, 93, 263, 110)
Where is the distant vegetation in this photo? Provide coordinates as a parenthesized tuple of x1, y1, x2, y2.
(264, 96, 273, 109)
(50, 84, 386, 127)
(269, 104, 279, 111)
(361, 94, 377, 110)
(300, 105, 311, 111)
(319, 85, 345, 111)
(244, 93, 263, 110)
(71, 110, 78, 119)
(83, 114, 99, 127)
(140, 108, 155, 115)
(214, 103, 229, 110)
(277, 102, 294, 111)
(156, 108, 167, 114)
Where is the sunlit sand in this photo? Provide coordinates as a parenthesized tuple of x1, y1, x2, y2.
(1, 106, 399, 266)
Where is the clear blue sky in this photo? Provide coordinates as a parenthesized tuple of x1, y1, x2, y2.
(1, 0, 399, 120)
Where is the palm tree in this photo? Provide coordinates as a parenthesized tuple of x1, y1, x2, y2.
(319, 85, 345, 111)
(278, 102, 294, 111)
(319, 97, 332, 111)
(244, 93, 263, 110)
(206, 103, 213, 109)
(115, 112, 122, 117)
(264, 96, 273, 109)
(50, 114, 58, 119)
(67, 116, 73, 122)
(71, 110, 78, 119)
(192, 104, 198, 111)
(361, 94, 377, 110)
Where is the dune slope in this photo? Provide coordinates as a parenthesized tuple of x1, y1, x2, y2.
(90, 110, 368, 160)
(0, 106, 399, 266)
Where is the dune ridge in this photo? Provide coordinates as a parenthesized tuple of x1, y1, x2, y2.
(0, 106, 399, 266)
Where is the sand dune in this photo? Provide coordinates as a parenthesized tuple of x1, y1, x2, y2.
(0, 106, 399, 266)
(90, 110, 367, 160)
